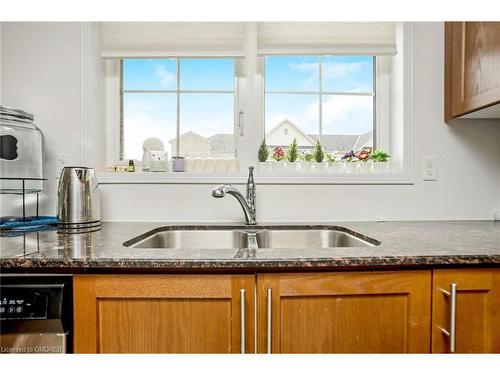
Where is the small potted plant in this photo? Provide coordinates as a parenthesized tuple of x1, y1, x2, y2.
(257, 139, 270, 172)
(357, 148, 373, 173)
(287, 138, 300, 172)
(371, 150, 391, 173)
(341, 150, 359, 173)
(326, 152, 342, 173)
(272, 146, 286, 172)
(313, 139, 327, 173)
(300, 151, 314, 173)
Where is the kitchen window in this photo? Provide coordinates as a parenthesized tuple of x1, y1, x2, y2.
(264, 55, 376, 154)
(103, 22, 411, 183)
(120, 58, 237, 160)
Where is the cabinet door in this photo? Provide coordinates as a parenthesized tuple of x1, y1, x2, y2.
(445, 22, 500, 120)
(432, 269, 500, 353)
(257, 271, 431, 353)
(74, 274, 255, 353)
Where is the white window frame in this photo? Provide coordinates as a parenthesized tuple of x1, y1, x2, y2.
(101, 23, 413, 185)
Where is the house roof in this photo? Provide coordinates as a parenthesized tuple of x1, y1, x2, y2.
(266, 118, 315, 146)
(353, 130, 373, 150)
(169, 131, 211, 145)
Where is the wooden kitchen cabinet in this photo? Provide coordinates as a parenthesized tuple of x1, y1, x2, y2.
(256, 271, 431, 353)
(73, 274, 255, 353)
(445, 22, 500, 121)
(432, 269, 500, 353)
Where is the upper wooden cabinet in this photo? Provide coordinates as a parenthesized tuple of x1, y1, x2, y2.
(432, 269, 500, 353)
(445, 22, 500, 121)
(73, 274, 255, 353)
(256, 271, 431, 353)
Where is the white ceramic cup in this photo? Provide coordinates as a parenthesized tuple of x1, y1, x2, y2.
(192, 157, 205, 173)
(204, 157, 216, 173)
(215, 158, 228, 173)
(227, 158, 239, 173)
(185, 157, 194, 172)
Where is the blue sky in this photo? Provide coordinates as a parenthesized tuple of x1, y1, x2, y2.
(123, 57, 374, 159)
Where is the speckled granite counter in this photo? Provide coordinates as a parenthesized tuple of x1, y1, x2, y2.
(1, 221, 499, 272)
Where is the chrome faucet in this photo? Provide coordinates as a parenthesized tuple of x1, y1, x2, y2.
(212, 166, 257, 225)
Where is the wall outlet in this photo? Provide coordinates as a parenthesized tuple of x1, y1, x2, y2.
(422, 156, 437, 181)
(55, 153, 72, 179)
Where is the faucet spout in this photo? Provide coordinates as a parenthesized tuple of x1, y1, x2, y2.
(211, 167, 257, 225)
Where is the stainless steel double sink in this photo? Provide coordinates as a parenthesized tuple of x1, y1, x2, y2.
(124, 225, 379, 250)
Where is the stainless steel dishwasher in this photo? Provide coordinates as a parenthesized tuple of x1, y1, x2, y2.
(0, 274, 73, 354)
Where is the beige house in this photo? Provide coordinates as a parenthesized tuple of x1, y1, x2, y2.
(169, 131, 235, 158)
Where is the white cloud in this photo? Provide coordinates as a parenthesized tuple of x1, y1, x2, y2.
(155, 64, 175, 87)
(288, 62, 319, 72)
(124, 113, 176, 160)
(323, 61, 370, 80)
(321, 95, 373, 134)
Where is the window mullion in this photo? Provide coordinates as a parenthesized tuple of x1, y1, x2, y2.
(319, 56, 323, 140)
(176, 58, 181, 157)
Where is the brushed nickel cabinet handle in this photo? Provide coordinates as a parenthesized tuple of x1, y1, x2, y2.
(439, 283, 457, 353)
(240, 289, 246, 354)
(267, 288, 272, 354)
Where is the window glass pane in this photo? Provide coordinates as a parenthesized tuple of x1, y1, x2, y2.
(265, 56, 319, 92)
(176, 93, 234, 158)
(265, 94, 319, 149)
(123, 59, 177, 90)
(321, 95, 373, 153)
(180, 59, 235, 90)
(322, 56, 374, 93)
(123, 93, 177, 160)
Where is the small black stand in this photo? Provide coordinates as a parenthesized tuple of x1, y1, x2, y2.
(0, 177, 48, 221)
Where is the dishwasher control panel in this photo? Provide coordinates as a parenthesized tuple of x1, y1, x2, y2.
(0, 291, 49, 320)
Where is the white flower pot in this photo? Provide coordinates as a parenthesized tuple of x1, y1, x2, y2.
(272, 160, 284, 172)
(265, 160, 273, 173)
(257, 162, 267, 172)
(329, 162, 343, 174)
(359, 160, 373, 173)
(292, 161, 302, 173)
(301, 161, 312, 173)
(372, 161, 389, 173)
(282, 161, 290, 173)
(344, 162, 359, 173)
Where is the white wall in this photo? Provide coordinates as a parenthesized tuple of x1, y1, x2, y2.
(2, 22, 500, 222)
(0, 22, 105, 217)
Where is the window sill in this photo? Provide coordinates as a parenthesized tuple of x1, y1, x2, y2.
(97, 171, 414, 185)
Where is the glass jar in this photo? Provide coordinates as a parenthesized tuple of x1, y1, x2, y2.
(0, 106, 44, 193)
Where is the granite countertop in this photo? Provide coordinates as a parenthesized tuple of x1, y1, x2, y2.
(1, 221, 500, 272)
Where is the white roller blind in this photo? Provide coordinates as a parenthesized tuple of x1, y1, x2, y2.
(257, 22, 397, 56)
(100, 22, 246, 58)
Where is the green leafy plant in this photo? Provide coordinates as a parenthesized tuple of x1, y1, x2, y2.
(301, 151, 314, 162)
(313, 139, 325, 163)
(325, 152, 336, 162)
(287, 138, 299, 162)
(371, 150, 391, 162)
(257, 139, 269, 162)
